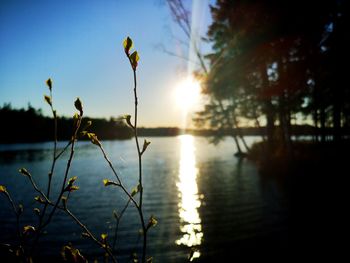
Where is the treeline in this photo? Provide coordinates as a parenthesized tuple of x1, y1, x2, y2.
(0, 104, 133, 143)
(194, 0, 350, 154)
(138, 126, 338, 137)
(137, 127, 181, 136)
(188, 126, 350, 137)
(2, 103, 348, 144)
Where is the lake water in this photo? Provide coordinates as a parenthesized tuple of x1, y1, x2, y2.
(0, 136, 290, 262)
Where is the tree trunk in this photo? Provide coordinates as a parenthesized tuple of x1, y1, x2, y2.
(265, 99, 275, 146)
(232, 114, 250, 152)
(217, 100, 243, 154)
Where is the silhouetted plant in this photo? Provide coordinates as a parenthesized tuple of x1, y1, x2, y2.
(0, 37, 156, 263)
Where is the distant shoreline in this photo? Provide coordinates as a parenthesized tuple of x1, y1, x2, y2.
(1, 125, 348, 144)
(2, 105, 349, 143)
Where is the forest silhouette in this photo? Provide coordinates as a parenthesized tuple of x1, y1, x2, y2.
(0, 104, 133, 143)
(193, 0, 349, 156)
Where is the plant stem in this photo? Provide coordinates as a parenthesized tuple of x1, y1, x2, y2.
(112, 198, 131, 251)
(131, 68, 147, 263)
(98, 146, 139, 209)
(28, 176, 51, 204)
(43, 116, 81, 228)
(31, 116, 82, 253)
(64, 208, 118, 263)
(44, 90, 58, 205)
(4, 191, 22, 243)
(55, 141, 72, 160)
(33, 91, 58, 252)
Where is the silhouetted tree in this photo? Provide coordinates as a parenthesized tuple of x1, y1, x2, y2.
(194, 0, 349, 152)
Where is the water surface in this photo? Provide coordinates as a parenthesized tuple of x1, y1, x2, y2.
(0, 136, 288, 262)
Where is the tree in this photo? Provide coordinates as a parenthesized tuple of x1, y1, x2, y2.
(195, 0, 349, 153)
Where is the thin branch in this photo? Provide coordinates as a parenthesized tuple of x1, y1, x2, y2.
(2, 191, 22, 245)
(55, 141, 72, 160)
(64, 208, 117, 263)
(167, 0, 191, 38)
(98, 145, 139, 210)
(42, 117, 81, 228)
(27, 176, 52, 205)
(131, 66, 147, 263)
(112, 198, 131, 251)
(125, 49, 148, 263)
(155, 43, 202, 65)
(35, 89, 59, 246)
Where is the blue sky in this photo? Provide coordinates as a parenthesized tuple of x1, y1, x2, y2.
(0, 0, 212, 127)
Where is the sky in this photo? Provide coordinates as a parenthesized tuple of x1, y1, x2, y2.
(0, 0, 213, 127)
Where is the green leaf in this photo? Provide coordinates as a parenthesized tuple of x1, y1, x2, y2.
(80, 131, 87, 137)
(188, 248, 199, 262)
(74, 97, 83, 116)
(67, 176, 77, 186)
(0, 185, 6, 193)
(123, 36, 133, 55)
(131, 253, 138, 263)
(129, 51, 140, 70)
(33, 208, 40, 216)
(103, 179, 119, 187)
(19, 168, 31, 177)
(61, 245, 87, 263)
(72, 113, 80, 130)
(131, 184, 141, 197)
(123, 114, 134, 128)
(103, 179, 109, 186)
(64, 176, 79, 192)
(44, 95, 52, 106)
(23, 225, 35, 235)
(46, 78, 52, 91)
(101, 233, 108, 242)
(67, 185, 79, 192)
(34, 196, 46, 204)
(87, 133, 101, 146)
(146, 215, 158, 231)
(141, 139, 151, 154)
(73, 112, 79, 121)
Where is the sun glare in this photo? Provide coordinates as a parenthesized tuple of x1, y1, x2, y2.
(174, 76, 201, 111)
(176, 135, 203, 259)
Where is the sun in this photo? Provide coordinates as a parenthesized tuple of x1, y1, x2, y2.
(174, 76, 201, 111)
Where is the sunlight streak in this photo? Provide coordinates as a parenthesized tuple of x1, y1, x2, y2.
(173, 0, 207, 129)
(176, 135, 203, 259)
(187, 0, 208, 75)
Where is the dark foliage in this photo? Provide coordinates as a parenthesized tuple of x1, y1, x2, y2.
(0, 104, 133, 143)
(195, 0, 350, 152)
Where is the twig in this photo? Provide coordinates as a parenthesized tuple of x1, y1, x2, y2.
(128, 56, 147, 263)
(64, 208, 118, 263)
(98, 145, 139, 209)
(112, 198, 131, 251)
(2, 190, 22, 246)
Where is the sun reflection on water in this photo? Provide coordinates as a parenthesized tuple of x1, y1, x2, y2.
(176, 135, 203, 259)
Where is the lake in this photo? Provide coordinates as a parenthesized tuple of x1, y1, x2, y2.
(0, 135, 290, 262)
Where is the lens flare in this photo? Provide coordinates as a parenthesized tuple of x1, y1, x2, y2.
(174, 76, 201, 112)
